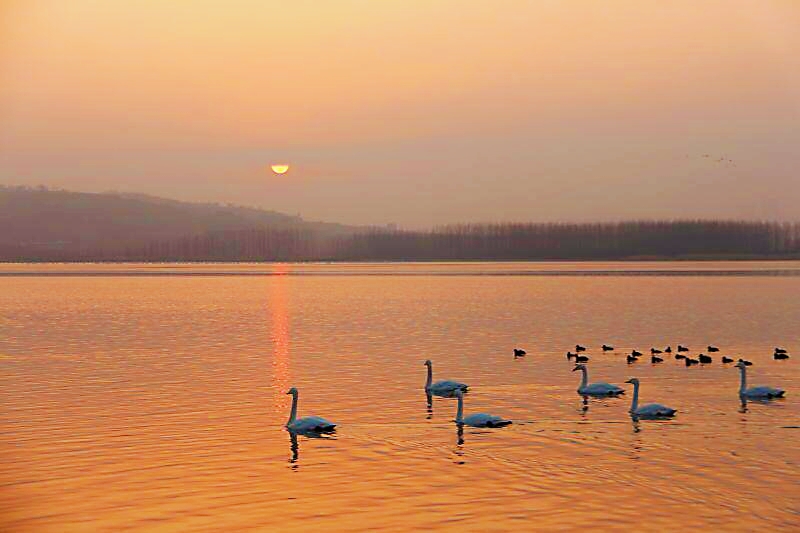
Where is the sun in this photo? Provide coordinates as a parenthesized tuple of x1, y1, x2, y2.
(271, 164, 290, 175)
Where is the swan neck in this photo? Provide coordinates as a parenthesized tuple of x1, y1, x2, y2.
(456, 394, 464, 423)
(630, 382, 639, 412)
(739, 366, 746, 394)
(288, 392, 298, 425)
(579, 367, 588, 389)
(425, 364, 432, 389)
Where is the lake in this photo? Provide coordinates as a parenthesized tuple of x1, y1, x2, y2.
(1, 262, 798, 531)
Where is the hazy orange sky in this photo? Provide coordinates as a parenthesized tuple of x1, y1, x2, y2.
(1, 0, 799, 227)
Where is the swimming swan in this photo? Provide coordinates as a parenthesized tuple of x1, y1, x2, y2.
(572, 364, 624, 396)
(454, 389, 511, 428)
(625, 378, 677, 418)
(735, 361, 785, 399)
(424, 360, 468, 396)
(285, 387, 336, 433)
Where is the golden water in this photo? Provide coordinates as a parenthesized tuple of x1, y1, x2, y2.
(1, 262, 798, 531)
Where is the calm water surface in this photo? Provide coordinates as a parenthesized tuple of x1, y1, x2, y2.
(1, 262, 798, 531)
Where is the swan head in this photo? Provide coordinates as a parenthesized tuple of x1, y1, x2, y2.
(572, 364, 586, 372)
(424, 360, 432, 367)
(286, 387, 298, 396)
(624, 378, 640, 385)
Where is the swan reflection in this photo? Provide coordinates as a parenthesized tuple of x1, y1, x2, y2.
(739, 394, 780, 414)
(453, 424, 465, 464)
(579, 395, 589, 416)
(288, 430, 299, 467)
(425, 391, 433, 419)
(739, 396, 749, 414)
(287, 428, 336, 469)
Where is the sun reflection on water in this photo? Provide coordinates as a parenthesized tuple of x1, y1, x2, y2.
(269, 264, 291, 414)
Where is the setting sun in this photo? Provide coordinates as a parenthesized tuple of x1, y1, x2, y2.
(271, 164, 290, 175)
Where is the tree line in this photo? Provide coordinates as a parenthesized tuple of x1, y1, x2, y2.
(7, 220, 800, 262)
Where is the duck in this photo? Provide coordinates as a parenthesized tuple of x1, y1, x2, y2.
(650, 348, 663, 355)
(774, 352, 790, 360)
(424, 360, 468, 397)
(738, 358, 753, 366)
(735, 361, 785, 399)
(625, 378, 677, 418)
(685, 358, 699, 366)
(453, 389, 511, 428)
(575, 353, 590, 363)
(677, 345, 689, 352)
(721, 356, 734, 364)
(631, 350, 643, 357)
(627, 354, 638, 364)
(664, 346, 672, 354)
(285, 387, 337, 433)
(698, 354, 713, 364)
(708, 346, 720, 352)
(774, 348, 787, 354)
(513, 348, 527, 357)
(576, 345, 586, 352)
(602, 344, 614, 352)
(675, 354, 687, 360)
(573, 364, 624, 396)
(651, 355, 664, 363)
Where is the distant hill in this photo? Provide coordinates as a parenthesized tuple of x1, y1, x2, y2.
(0, 186, 356, 260)
(2, 185, 798, 262)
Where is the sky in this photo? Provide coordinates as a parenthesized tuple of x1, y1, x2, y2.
(1, 0, 799, 227)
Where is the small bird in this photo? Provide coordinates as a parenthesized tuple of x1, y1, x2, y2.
(677, 345, 689, 352)
(738, 358, 753, 366)
(631, 350, 643, 357)
(566, 351, 577, 360)
(685, 358, 699, 367)
(513, 348, 527, 357)
(651, 355, 663, 363)
(664, 346, 672, 353)
(708, 346, 720, 352)
(774, 352, 790, 360)
(774, 348, 787, 354)
(627, 354, 638, 364)
(721, 356, 734, 363)
(576, 345, 586, 352)
(651, 348, 663, 355)
(698, 354, 713, 364)
(575, 354, 590, 363)
(602, 344, 614, 352)
(675, 354, 686, 360)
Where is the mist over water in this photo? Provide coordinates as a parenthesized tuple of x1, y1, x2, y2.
(1, 262, 798, 530)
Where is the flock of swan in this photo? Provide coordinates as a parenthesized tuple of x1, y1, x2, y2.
(285, 346, 789, 434)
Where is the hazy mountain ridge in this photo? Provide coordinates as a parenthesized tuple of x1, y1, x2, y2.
(0, 186, 356, 255)
(2, 186, 799, 262)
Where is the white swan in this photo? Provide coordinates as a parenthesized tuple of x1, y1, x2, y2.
(572, 364, 624, 396)
(285, 387, 336, 433)
(735, 361, 785, 399)
(424, 360, 468, 397)
(625, 378, 676, 418)
(454, 389, 511, 428)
